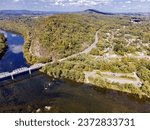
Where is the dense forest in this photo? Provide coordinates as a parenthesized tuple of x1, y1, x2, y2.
(30, 14, 100, 61)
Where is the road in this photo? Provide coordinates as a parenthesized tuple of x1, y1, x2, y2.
(59, 30, 99, 62)
(79, 31, 99, 54)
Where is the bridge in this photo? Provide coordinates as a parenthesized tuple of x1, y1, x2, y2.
(0, 63, 45, 81)
(0, 30, 99, 82)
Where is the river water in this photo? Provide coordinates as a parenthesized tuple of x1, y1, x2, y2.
(0, 30, 150, 113)
(0, 30, 29, 72)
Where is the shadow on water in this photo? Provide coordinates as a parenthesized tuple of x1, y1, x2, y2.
(0, 72, 150, 113)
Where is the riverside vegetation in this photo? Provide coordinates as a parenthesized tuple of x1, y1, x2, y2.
(0, 33, 7, 58)
(0, 11, 150, 98)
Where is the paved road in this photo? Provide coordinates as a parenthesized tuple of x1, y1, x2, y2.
(79, 31, 99, 54)
(59, 31, 99, 62)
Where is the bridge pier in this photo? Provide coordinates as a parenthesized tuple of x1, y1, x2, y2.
(11, 74, 14, 80)
(29, 69, 32, 75)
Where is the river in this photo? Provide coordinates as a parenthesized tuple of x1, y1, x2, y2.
(0, 30, 29, 72)
(0, 30, 150, 113)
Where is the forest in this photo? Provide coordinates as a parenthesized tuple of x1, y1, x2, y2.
(30, 14, 100, 61)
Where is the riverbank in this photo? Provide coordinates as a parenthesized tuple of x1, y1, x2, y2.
(0, 43, 7, 59)
(41, 65, 144, 99)
(41, 53, 150, 99)
(0, 32, 7, 58)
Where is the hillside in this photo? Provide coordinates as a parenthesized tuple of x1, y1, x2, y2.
(29, 14, 99, 61)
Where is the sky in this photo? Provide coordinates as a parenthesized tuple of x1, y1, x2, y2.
(0, 0, 150, 13)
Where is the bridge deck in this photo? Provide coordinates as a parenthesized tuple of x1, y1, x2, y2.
(0, 63, 45, 80)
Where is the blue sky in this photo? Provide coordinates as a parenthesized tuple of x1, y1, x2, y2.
(0, 0, 150, 12)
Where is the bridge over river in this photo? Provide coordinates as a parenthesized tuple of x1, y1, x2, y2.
(0, 63, 45, 81)
(0, 30, 99, 82)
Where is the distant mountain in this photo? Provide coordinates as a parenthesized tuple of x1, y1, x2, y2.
(0, 9, 150, 17)
(84, 9, 114, 15)
(0, 10, 60, 16)
(84, 9, 150, 16)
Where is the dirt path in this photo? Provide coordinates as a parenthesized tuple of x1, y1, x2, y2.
(84, 70, 142, 87)
(92, 54, 150, 60)
(84, 70, 97, 83)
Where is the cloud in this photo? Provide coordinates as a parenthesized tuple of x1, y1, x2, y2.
(126, 1, 131, 3)
(132, 0, 150, 2)
(11, 34, 18, 37)
(24, 0, 113, 7)
(9, 45, 23, 54)
(13, 0, 112, 8)
(9, 0, 150, 8)
(13, 0, 21, 2)
(0, 0, 150, 12)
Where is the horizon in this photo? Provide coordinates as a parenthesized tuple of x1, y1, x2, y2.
(0, 9, 150, 14)
(0, 0, 150, 13)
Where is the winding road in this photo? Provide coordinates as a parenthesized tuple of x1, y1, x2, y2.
(59, 30, 99, 62)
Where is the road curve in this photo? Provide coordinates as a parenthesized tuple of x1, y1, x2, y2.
(59, 30, 99, 62)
